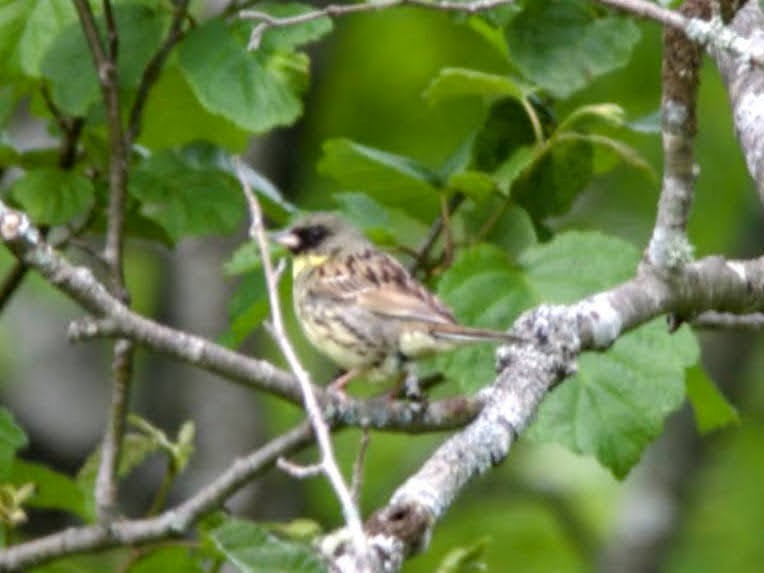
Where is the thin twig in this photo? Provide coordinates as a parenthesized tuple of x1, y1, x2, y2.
(0, 85, 85, 314)
(277, 458, 324, 479)
(691, 310, 764, 330)
(235, 159, 375, 571)
(0, 201, 483, 433)
(351, 429, 371, 509)
(407, 193, 464, 275)
(75, 0, 134, 522)
(0, 423, 314, 572)
(240, 0, 518, 49)
(126, 0, 190, 145)
(0, 263, 27, 314)
(95, 339, 135, 521)
(237, 0, 764, 67)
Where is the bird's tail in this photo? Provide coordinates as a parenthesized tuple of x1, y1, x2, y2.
(430, 323, 521, 344)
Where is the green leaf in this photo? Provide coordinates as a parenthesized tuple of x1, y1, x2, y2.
(685, 365, 739, 434)
(493, 146, 535, 195)
(318, 138, 442, 221)
(139, 64, 250, 152)
(27, 551, 127, 573)
(435, 244, 536, 391)
(520, 232, 699, 477)
(209, 518, 325, 573)
(221, 272, 269, 349)
(511, 136, 594, 223)
(78, 432, 163, 499)
(436, 537, 490, 573)
(437, 232, 700, 476)
(265, 519, 322, 542)
(574, 133, 655, 179)
(470, 98, 537, 172)
(0, 0, 35, 79)
(178, 19, 321, 134)
(557, 103, 627, 133)
(518, 231, 636, 301)
(10, 168, 95, 225)
(17, 0, 78, 78)
(0, 408, 27, 478)
(332, 192, 429, 247)
(224, 243, 262, 277)
(528, 320, 696, 478)
(506, 0, 640, 98)
(555, 104, 656, 180)
(457, 199, 537, 254)
(126, 547, 203, 573)
(254, 3, 333, 51)
(7, 460, 91, 521)
(40, 4, 165, 115)
(424, 67, 529, 105)
(468, 3, 521, 48)
(128, 146, 244, 243)
(0, 86, 17, 128)
(446, 170, 496, 202)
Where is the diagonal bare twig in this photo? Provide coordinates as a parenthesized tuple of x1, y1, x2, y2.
(126, 0, 190, 145)
(234, 158, 375, 571)
(74, 0, 134, 522)
(0, 422, 314, 572)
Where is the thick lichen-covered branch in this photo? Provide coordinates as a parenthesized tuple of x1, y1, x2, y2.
(710, 1, 764, 202)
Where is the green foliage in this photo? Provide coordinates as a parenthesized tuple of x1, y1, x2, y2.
(10, 168, 95, 225)
(318, 138, 442, 221)
(208, 518, 326, 573)
(529, 320, 696, 478)
(424, 67, 531, 104)
(7, 460, 91, 521)
(0, 482, 35, 528)
(40, 4, 165, 115)
(435, 243, 536, 389)
(27, 550, 127, 573)
(0, 0, 78, 80)
(435, 537, 490, 573)
(125, 547, 204, 573)
(222, 271, 269, 348)
(178, 7, 330, 134)
(128, 145, 244, 243)
(522, 234, 698, 477)
(505, 0, 640, 98)
(436, 233, 699, 477)
(685, 365, 739, 434)
(0, 408, 26, 479)
(139, 64, 250, 151)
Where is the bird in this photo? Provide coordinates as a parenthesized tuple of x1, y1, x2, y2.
(271, 212, 520, 394)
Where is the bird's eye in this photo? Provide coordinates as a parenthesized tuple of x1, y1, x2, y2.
(295, 224, 330, 251)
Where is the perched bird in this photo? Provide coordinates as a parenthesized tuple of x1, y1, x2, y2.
(272, 212, 519, 393)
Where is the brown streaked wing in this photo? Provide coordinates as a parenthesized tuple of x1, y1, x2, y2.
(308, 250, 456, 325)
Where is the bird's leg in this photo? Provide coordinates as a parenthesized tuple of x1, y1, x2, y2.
(387, 361, 425, 402)
(328, 368, 359, 395)
(403, 365, 424, 402)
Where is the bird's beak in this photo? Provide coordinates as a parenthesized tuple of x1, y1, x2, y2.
(269, 229, 300, 251)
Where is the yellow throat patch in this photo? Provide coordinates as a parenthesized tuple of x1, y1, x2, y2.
(292, 254, 329, 277)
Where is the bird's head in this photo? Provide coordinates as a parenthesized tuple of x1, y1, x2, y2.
(271, 212, 367, 259)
